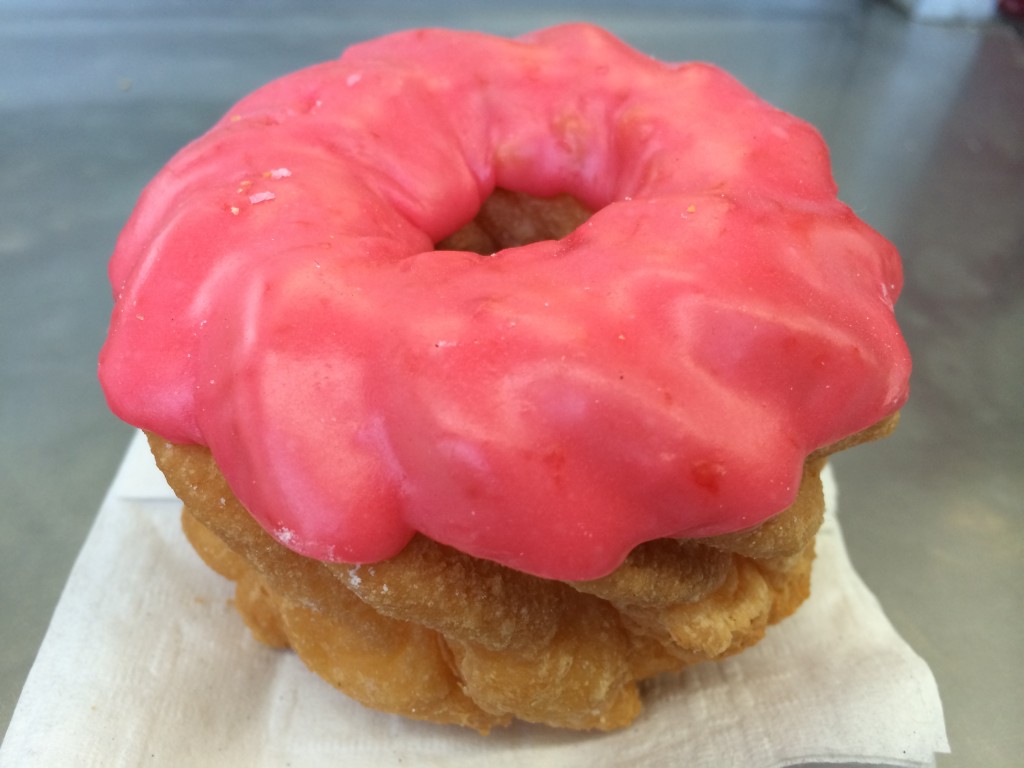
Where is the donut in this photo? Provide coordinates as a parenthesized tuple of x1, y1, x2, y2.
(98, 24, 911, 731)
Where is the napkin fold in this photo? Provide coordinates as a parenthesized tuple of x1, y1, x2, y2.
(1, 432, 948, 767)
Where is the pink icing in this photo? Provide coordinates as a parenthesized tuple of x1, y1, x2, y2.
(98, 24, 911, 580)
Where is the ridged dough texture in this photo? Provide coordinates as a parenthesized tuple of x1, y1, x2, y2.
(150, 414, 894, 733)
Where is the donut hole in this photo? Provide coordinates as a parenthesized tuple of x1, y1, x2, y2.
(435, 188, 592, 255)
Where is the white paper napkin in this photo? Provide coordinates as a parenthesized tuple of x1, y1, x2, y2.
(1, 431, 948, 767)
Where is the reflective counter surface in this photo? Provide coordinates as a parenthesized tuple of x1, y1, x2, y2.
(2, 2, 1022, 765)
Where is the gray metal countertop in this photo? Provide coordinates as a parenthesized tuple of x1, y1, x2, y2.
(2, 2, 1022, 765)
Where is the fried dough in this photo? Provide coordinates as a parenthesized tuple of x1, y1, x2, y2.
(145, 192, 899, 731)
(147, 426, 873, 732)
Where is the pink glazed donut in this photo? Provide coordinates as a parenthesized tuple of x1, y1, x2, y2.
(99, 24, 910, 581)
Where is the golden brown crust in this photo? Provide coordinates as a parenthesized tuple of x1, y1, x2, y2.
(436, 188, 592, 254)
(148, 430, 837, 732)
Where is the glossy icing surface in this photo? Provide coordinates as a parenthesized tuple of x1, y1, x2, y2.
(99, 24, 911, 580)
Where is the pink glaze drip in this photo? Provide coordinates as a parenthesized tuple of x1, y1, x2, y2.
(98, 24, 910, 580)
